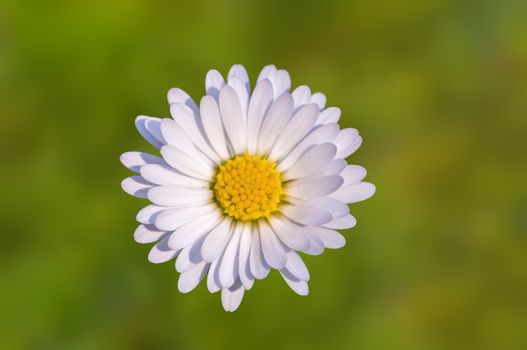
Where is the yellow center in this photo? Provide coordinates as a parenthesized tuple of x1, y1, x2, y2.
(213, 153, 284, 221)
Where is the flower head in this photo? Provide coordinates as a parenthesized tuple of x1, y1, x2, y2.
(121, 64, 375, 311)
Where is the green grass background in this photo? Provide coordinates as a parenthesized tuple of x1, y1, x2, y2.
(1, 0, 526, 349)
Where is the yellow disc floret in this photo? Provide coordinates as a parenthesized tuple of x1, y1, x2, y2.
(213, 153, 284, 221)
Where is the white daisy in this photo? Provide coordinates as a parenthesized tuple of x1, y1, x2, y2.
(120, 64, 375, 312)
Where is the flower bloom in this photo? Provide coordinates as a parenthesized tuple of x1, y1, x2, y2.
(121, 64, 375, 311)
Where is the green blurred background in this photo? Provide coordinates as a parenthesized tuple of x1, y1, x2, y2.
(1, 0, 526, 349)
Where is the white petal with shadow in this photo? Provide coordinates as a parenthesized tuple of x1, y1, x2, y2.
(310, 92, 326, 109)
(287, 175, 343, 199)
(334, 128, 362, 159)
(161, 145, 213, 180)
(147, 186, 211, 207)
(135, 116, 164, 149)
(277, 123, 339, 172)
(219, 85, 246, 155)
(268, 103, 319, 161)
(323, 214, 357, 229)
(330, 182, 376, 203)
(238, 223, 254, 289)
(205, 69, 225, 101)
(120, 152, 164, 173)
(140, 164, 208, 188)
(283, 143, 337, 180)
(201, 218, 233, 263)
(317, 107, 341, 125)
(247, 79, 273, 154)
(259, 220, 288, 269)
(134, 224, 166, 244)
(178, 261, 208, 293)
(285, 251, 310, 281)
(121, 176, 152, 198)
(155, 204, 217, 231)
(170, 102, 220, 163)
(218, 223, 243, 288)
(199, 95, 230, 160)
(221, 279, 245, 312)
(167, 210, 221, 250)
(136, 204, 166, 225)
(257, 93, 294, 155)
(249, 227, 270, 279)
(281, 204, 333, 226)
(268, 215, 310, 251)
(280, 269, 309, 296)
(148, 236, 178, 263)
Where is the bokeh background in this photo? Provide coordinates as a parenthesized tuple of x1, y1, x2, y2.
(1, 0, 526, 349)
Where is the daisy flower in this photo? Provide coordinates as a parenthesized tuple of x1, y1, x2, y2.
(120, 64, 375, 312)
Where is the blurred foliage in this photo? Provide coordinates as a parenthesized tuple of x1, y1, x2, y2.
(1, 0, 526, 349)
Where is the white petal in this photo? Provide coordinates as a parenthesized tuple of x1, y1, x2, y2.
(304, 232, 325, 255)
(136, 204, 165, 225)
(199, 95, 230, 160)
(285, 251, 310, 281)
(120, 152, 164, 173)
(170, 102, 220, 163)
(324, 159, 347, 176)
(281, 204, 333, 226)
(291, 85, 311, 110)
(247, 79, 273, 154)
(155, 204, 217, 231)
(178, 261, 208, 293)
(167, 210, 222, 250)
(160, 119, 213, 167)
(317, 107, 341, 125)
(135, 116, 164, 149)
(147, 186, 211, 207)
(330, 182, 376, 203)
(257, 65, 277, 83)
(268, 69, 291, 99)
(121, 176, 152, 198)
(341, 165, 367, 186)
(287, 175, 343, 199)
(160, 145, 213, 180)
(175, 236, 205, 273)
(259, 220, 288, 269)
(219, 85, 246, 154)
(257, 93, 294, 155)
(228, 64, 250, 92)
(315, 197, 349, 218)
(289, 196, 349, 219)
(207, 257, 222, 293)
(335, 128, 362, 159)
(144, 118, 166, 145)
(167, 88, 199, 114)
(323, 214, 357, 229)
(140, 164, 209, 188)
(219, 223, 242, 288)
(268, 103, 319, 161)
(221, 279, 245, 312)
(201, 218, 233, 263)
(249, 227, 270, 279)
(134, 224, 166, 244)
(277, 123, 339, 172)
(309, 226, 346, 249)
(283, 143, 337, 180)
(310, 92, 326, 110)
(280, 269, 309, 296)
(205, 69, 225, 101)
(227, 76, 249, 120)
(238, 223, 254, 289)
(267, 215, 310, 251)
(148, 236, 177, 263)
